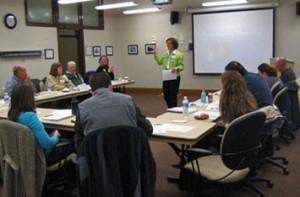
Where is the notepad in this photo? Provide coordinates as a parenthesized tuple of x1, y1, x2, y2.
(167, 107, 198, 114)
(152, 123, 194, 134)
(42, 109, 73, 121)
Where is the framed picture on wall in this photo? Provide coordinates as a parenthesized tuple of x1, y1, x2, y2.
(93, 46, 101, 57)
(106, 46, 113, 56)
(145, 44, 156, 54)
(44, 49, 54, 59)
(128, 45, 138, 55)
(85, 46, 92, 56)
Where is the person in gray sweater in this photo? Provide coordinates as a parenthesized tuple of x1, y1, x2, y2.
(74, 72, 152, 152)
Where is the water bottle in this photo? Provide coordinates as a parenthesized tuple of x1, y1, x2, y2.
(68, 82, 73, 91)
(71, 96, 79, 115)
(201, 90, 207, 103)
(4, 92, 10, 106)
(47, 84, 51, 92)
(182, 96, 189, 118)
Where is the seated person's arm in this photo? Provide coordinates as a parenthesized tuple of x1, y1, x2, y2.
(28, 113, 59, 149)
(133, 101, 153, 136)
(47, 76, 65, 91)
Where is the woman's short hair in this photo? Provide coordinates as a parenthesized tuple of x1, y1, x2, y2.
(49, 62, 62, 76)
(8, 82, 36, 121)
(258, 63, 277, 77)
(98, 55, 109, 65)
(166, 37, 179, 50)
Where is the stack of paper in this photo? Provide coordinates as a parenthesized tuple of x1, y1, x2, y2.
(167, 107, 198, 114)
(206, 100, 220, 111)
(152, 123, 195, 134)
(42, 109, 73, 121)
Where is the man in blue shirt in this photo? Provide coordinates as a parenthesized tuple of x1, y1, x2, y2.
(5, 64, 37, 95)
(274, 57, 296, 84)
(225, 61, 273, 108)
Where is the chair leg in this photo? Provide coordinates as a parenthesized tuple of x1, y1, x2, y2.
(244, 182, 266, 197)
(266, 158, 289, 175)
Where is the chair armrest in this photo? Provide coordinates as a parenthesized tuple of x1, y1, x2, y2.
(186, 148, 213, 156)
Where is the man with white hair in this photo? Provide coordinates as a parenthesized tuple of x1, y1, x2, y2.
(64, 61, 84, 86)
(274, 57, 296, 84)
(5, 64, 37, 95)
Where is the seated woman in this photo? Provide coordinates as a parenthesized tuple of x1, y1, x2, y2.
(45, 62, 72, 91)
(8, 82, 75, 166)
(200, 71, 257, 150)
(96, 55, 115, 80)
(258, 63, 283, 89)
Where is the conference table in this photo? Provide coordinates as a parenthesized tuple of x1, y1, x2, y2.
(34, 79, 135, 105)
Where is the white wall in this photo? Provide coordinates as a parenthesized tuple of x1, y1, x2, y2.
(1, 0, 300, 95)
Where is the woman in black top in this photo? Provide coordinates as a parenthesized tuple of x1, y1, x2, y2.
(96, 55, 115, 80)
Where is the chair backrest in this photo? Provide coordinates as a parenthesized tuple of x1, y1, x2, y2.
(0, 120, 46, 197)
(270, 80, 281, 97)
(220, 111, 266, 170)
(273, 87, 289, 114)
(79, 126, 156, 197)
(31, 78, 41, 93)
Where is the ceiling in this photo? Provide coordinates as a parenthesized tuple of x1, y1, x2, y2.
(101, 0, 279, 16)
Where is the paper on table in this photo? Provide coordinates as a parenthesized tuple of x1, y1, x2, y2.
(167, 107, 198, 114)
(163, 70, 177, 81)
(42, 109, 73, 121)
(152, 123, 194, 134)
(206, 100, 220, 111)
(194, 111, 220, 121)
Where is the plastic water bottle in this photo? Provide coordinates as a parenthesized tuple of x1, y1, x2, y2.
(47, 84, 51, 92)
(182, 96, 189, 118)
(71, 96, 79, 115)
(68, 82, 73, 91)
(4, 92, 10, 106)
(201, 90, 207, 103)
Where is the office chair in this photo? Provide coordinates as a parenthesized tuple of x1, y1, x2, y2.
(78, 126, 156, 197)
(0, 120, 76, 197)
(270, 80, 281, 97)
(182, 111, 272, 197)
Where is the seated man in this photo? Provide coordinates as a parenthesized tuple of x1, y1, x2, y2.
(274, 57, 296, 84)
(63, 61, 84, 86)
(74, 72, 152, 152)
(225, 61, 273, 108)
(5, 64, 37, 95)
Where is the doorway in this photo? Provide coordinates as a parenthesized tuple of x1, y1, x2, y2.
(58, 28, 85, 76)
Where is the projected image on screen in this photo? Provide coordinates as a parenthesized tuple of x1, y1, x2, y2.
(193, 9, 274, 74)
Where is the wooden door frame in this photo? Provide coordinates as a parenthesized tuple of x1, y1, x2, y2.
(57, 28, 86, 76)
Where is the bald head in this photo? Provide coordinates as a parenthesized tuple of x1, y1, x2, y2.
(13, 64, 27, 81)
(274, 57, 288, 72)
(67, 61, 77, 74)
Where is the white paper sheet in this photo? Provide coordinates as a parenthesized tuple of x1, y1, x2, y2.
(163, 70, 177, 81)
(206, 100, 220, 111)
(167, 107, 198, 114)
(152, 123, 194, 134)
(42, 109, 73, 121)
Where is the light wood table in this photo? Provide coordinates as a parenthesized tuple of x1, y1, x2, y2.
(0, 108, 75, 132)
(34, 80, 135, 105)
(148, 117, 216, 145)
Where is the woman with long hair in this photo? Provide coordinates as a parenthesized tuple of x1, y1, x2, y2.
(219, 71, 257, 124)
(8, 82, 75, 166)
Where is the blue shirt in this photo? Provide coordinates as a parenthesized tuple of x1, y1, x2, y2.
(17, 112, 58, 156)
(243, 72, 273, 108)
(5, 76, 37, 96)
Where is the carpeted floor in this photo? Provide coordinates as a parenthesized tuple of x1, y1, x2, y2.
(129, 92, 300, 197)
(1, 92, 300, 197)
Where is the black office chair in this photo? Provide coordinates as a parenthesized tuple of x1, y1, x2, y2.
(182, 111, 273, 197)
(78, 126, 156, 197)
(273, 87, 295, 142)
(270, 80, 281, 98)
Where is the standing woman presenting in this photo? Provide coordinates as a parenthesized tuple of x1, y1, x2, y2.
(154, 38, 184, 108)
